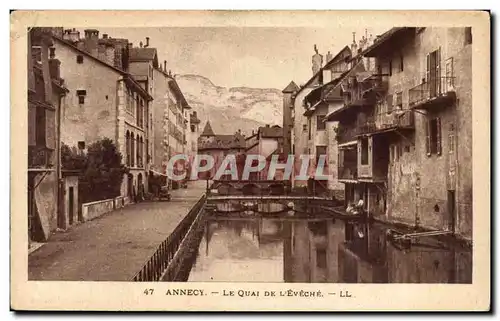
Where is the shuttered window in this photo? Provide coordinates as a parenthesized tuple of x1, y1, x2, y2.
(386, 94, 393, 113)
(28, 105, 37, 146)
(426, 117, 442, 156)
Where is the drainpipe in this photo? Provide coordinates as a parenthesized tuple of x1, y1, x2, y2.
(56, 93, 63, 229)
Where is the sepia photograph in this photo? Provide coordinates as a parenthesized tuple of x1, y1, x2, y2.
(11, 10, 490, 311)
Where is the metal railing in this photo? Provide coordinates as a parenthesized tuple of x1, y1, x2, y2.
(28, 145, 54, 169)
(132, 194, 206, 281)
(409, 76, 456, 108)
(356, 111, 414, 136)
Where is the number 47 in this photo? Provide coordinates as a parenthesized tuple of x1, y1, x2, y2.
(144, 289, 154, 295)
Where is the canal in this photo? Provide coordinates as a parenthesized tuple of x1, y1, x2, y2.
(178, 201, 472, 283)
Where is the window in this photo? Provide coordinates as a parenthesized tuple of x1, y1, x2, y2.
(388, 60, 393, 76)
(386, 94, 393, 113)
(316, 115, 326, 130)
(302, 124, 307, 132)
(77, 90, 86, 105)
(399, 54, 404, 72)
(316, 249, 327, 269)
(395, 92, 403, 110)
(360, 138, 369, 165)
(78, 141, 85, 150)
(76, 55, 84, 64)
(308, 118, 312, 140)
(190, 124, 195, 133)
(448, 124, 455, 154)
(426, 117, 442, 156)
(465, 27, 472, 45)
(316, 145, 327, 165)
(35, 107, 46, 146)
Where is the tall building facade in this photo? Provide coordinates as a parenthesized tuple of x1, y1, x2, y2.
(326, 27, 472, 240)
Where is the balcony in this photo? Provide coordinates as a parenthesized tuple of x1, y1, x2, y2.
(343, 74, 389, 108)
(356, 111, 414, 136)
(28, 145, 54, 169)
(338, 163, 358, 181)
(335, 124, 358, 145)
(409, 76, 456, 109)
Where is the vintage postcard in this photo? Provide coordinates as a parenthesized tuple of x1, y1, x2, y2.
(10, 10, 490, 311)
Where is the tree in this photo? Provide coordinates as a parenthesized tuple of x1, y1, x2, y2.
(61, 138, 127, 203)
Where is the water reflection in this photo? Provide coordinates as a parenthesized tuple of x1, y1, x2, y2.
(186, 208, 472, 283)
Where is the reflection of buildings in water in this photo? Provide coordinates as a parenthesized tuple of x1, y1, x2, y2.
(189, 218, 284, 282)
(387, 240, 472, 283)
(338, 222, 389, 283)
(283, 219, 345, 283)
(338, 222, 472, 283)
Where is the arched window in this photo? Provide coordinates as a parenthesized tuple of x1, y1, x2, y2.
(136, 134, 140, 168)
(139, 136, 144, 167)
(130, 133, 135, 167)
(126, 131, 130, 166)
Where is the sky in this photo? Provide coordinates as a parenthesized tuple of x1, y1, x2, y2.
(83, 26, 388, 89)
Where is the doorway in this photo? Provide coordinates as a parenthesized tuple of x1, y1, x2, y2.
(447, 190, 456, 233)
(69, 187, 74, 225)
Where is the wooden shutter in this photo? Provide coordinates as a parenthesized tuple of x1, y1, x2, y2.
(436, 117, 442, 155)
(28, 106, 36, 146)
(436, 47, 442, 94)
(426, 53, 430, 83)
(45, 108, 56, 149)
(387, 94, 393, 113)
(425, 118, 431, 156)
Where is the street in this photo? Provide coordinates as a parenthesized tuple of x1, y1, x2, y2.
(28, 180, 206, 281)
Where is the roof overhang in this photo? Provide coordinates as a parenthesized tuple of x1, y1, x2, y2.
(362, 27, 416, 57)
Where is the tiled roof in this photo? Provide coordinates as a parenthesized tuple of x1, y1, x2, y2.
(201, 121, 215, 137)
(199, 133, 246, 150)
(129, 48, 157, 61)
(258, 125, 283, 138)
(282, 81, 299, 93)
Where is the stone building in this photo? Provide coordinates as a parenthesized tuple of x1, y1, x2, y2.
(281, 81, 299, 156)
(52, 31, 153, 200)
(151, 64, 191, 188)
(197, 121, 246, 180)
(28, 28, 69, 242)
(326, 27, 472, 240)
(287, 44, 353, 196)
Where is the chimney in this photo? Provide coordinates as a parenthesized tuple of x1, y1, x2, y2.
(103, 33, 108, 39)
(139, 41, 143, 48)
(49, 58, 61, 80)
(83, 29, 99, 57)
(145, 37, 150, 48)
(105, 43, 115, 66)
(312, 44, 323, 75)
(164, 60, 167, 72)
(63, 28, 80, 43)
(351, 32, 358, 54)
(326, 51, 333, 63)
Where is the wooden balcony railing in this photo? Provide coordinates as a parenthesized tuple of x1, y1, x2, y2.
(409, 76, 456, 109)
(28, 145, 54, 169)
